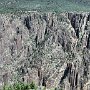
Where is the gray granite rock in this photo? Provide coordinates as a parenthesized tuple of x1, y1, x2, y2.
(0, 12, 90, 90)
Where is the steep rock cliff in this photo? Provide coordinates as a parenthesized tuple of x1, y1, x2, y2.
(0, 12, 90, 90)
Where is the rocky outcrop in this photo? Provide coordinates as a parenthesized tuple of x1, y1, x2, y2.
(0, 12, 90, 90)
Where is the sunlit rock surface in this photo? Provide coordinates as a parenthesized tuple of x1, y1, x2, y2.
(0, 12, 90, 90)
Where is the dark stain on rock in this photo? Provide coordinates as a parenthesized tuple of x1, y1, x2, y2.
(24, 16, 31, 30)
(86, 33, 90, 49)
(60, 63, 72, 83)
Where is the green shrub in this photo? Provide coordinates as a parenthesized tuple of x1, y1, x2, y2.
(3, 85, 13, 90)
(54, 87, 63, 90)
(30, 82, 37, 89)
(3, 82, 37, 90)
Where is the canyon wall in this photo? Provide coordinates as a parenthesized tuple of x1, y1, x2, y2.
(0, 12, 90, 90)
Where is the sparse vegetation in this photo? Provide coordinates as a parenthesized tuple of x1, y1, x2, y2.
(3, 82, 63, 90)
(3, 82, 37, 90)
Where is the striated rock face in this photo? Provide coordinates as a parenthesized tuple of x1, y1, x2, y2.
(0, 12, 90, 90)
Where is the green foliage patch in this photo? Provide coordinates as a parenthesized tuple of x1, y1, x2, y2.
(3, 82, 37, 90)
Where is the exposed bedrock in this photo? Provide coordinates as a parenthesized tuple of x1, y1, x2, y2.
(0, 12, 90, 90)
